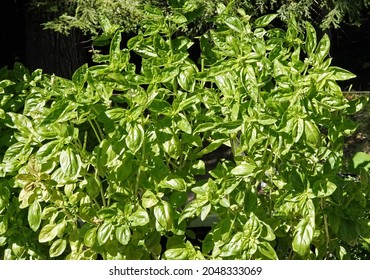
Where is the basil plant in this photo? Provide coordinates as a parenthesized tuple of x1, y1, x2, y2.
(0, 5, 368, 259)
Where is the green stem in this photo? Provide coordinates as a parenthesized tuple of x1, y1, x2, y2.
(88, 119, 102, 143)
(134, 116, 146, 198)
(321, 198, 330, 255)
(94, 118, 104, 140)
(100, 187, 107, 208)
(83, 130, 88, 151)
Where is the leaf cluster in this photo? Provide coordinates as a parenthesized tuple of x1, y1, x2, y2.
(1, 6, 370, 259)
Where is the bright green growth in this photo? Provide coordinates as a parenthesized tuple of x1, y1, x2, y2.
(0, 6, 369, 259)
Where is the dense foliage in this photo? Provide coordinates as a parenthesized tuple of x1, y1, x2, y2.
(1, 5, 369, 259)
(31, 0, 370, 38)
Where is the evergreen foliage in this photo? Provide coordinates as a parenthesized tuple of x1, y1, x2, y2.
(30, 0, 370, 37)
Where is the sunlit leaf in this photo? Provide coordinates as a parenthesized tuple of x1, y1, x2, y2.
(115, 224, 131, 245)
(28, 200, 42, 232)
(129, 206, 150, 227)
(39, 224, 58, 243)
(254, 14, 278, 28)
(97, 222, 114, 246)
(292, 217, 314, 256)
(158, 174, 186, 192)
(49, 239, 67, 258)
(126, 123, 145, 154)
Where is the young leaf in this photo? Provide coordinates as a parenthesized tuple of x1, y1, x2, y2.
(305, 22, 317, 55)
(105, 108, 126, 121)
(28, 200, 42, 232)
(315, 34, 330, 63)
(351, 152, 370, 171)
(72, 64, 88, 89)
(178, 198, 207, 224)
(200, 204, 212, 221)
(254, 14, 278, 28)
(164, 247, 188, 260)
(224, 16, 244, 33)
(85, 174, 102, 199)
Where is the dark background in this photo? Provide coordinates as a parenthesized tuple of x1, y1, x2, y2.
(1, 0, 370, 90)
(0, 0, 89, 78)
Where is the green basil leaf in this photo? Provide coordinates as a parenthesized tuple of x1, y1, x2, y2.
(60, 147, 82, 181)
(254, 14, 278, 28)
(224, 16, 244, 33)
(97, 222, 114, 246)
(231, 162, 256, 176)
(36, 140, 62, 162)
(292, 217, 314, 256)
(158, 174, 186, 192)
(154, 201, 173, 231)
(0, 214, 9, 235)
(39, 224, 58, 243)
(85, 174, 102, 199)
(115, 223, 131, 245)
(110, 31, 129, 70)
(193, 122, 217, 134)
(179, 198, 208, 224)
(177, 117, 192, 134)
(315, 34, 330, 63)
(164, 247, 188, 260)
(312, 180, 337, 197)
(329, 66, 356, 81)
(28, 200, 42, 232)
(49, 239, 67, 258)
(177, 64, 196, 92)
(72, 64, 88, 89)
(337, 219, 358, 245)
(84, 227, 97, 247)
(219, 232, 244, 257)
(105, 108, 126, 121)
(304, 120, 321, 148)
(142, 190, 159, 208)
(257, 241, 278, 260)
(129, 206, 150, 227)
(97, 208, 118, 222)
(145, 231, 161, 253)
(305, 22, 317, 55)
(126, 123, 144, 154)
